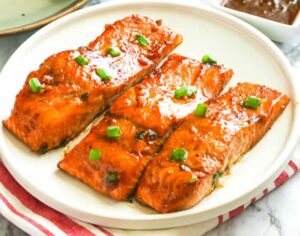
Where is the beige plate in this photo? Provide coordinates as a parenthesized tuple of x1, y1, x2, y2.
(0, 0, 88, 35)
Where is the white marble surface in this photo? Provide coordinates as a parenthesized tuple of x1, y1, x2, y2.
(0, 0, 300, 235)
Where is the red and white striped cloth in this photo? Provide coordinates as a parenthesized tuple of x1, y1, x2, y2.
(0, 142, 299, 236)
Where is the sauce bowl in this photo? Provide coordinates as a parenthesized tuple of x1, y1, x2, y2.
(212, 0, 300, 43)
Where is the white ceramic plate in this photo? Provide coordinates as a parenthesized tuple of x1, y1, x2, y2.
(0, 0, 299, 230)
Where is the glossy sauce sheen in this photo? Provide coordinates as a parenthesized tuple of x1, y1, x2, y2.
(58, 54, 233, 200)
(136, 83, 290, 213)
(59, 115, 161, 200)
(3, 15, 182, 153)
(110, 54, 233, 136)
(224, 0, 300, 25)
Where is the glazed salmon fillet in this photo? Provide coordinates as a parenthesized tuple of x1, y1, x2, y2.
(59, 115, 162, 200)
(110, 54, 233, 136)
(3, 15, 182, 153)
(136, 83, 290, 213)
(58, 54, 233, 200)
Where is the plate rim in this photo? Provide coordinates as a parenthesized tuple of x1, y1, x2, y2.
(0, 0, 88, 36)
(0, 0, 299, 229)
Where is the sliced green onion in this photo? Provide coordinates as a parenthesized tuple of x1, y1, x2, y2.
(195, 103, 208, 117)
(89, 148, 101, 161)
(107, 46, 121, 57)
(188, 174, 198, 184)
(243, 96, 262, 109)
(75, 55, 89, 65)
(29, 78, 43, 93)
(96, 68, 112, 81)
(174, 86, 197, 99)
(106, 126, 121, 139)
(186, 86, 197, 97)
(202, 54, 217, 65)
(107, 172, 118, 182)
(171, 148, 188, 162)
(174, 87, 187, 99)
(135, 34, 149, 46)
(212, 172, 222, 186)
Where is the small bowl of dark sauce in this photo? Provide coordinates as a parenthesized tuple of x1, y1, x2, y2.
(212, 0, 300, 42)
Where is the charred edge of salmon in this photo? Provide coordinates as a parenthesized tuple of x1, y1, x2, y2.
(2, 15, 183, 153)
(136, 83, 290, 213)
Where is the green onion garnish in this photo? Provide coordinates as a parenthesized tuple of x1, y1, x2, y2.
(96, 68, 112, 81)
(195, 103, 208, 117)
(106, 126, 121, 139)
(202, 54, 217, 65)
(188, 174, 198, 184)
(212, 172, 222, 186)
(243, 96, 262, 109)
(171, 148, 188, 162)
(89, 148, 101, 161)
(75, 55, 89, 65)
(174, 87, 187, 99)
(107, 172, 118, 182)
(107, 46, 121, 57)
(135, 34, 149, 46)
(29, 78, 43, 93)
(174, 86, 197, 99)
(186, 86, 197, 97)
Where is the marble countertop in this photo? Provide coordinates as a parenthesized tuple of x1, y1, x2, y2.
(1, 0, 300, 235)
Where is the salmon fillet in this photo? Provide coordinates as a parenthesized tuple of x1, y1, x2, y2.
(58, 54, 233, 200)
(59, 115, 162, 200)
(110, 54, 233, 136)
(3, 15, 182, 153)
(136, 83, 290, 213)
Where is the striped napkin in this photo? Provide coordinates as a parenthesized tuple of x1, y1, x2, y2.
(0, 142, 299, 236)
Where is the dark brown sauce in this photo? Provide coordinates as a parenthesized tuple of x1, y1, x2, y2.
(224, 0, 300, 25)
